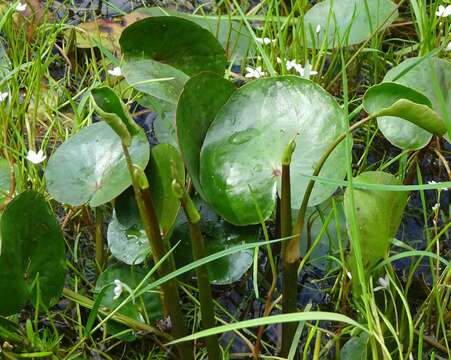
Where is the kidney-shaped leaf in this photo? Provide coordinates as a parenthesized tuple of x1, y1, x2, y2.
(95, 264, 163, 340)
(200, 76, 348, 225)
(136, 7, 255, 62)
(46, 122, 150, 207)
(378, 57, 451, 149)
(119, 16, 227, 107)
(172, 198, 258, 285)
(0, 191, 66, 316)
(344, 172, 408, 288)
(364, 82, 447, 145)
(177, 72, 236, 199)
(304, 0, 398, 48)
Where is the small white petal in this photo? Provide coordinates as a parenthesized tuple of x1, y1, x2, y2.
(378, 275, 390, 289)
(276, 57, 282, 64)
(16, 2, 27, 11)
(436, 5, 451, 17)
(0, 92, 8, 102)
(346, 271, 352, 280)
(316, 24, 321, 33)
(256, 37, 275, 45)
(245, 66, 265, 79)
(113, 279, 123, 300)
(446, 42, 451, 52)
(428, 180, 437, 185)
(108, 66, 122, 77)
(26, 149, 46, 164)
(432, 203, 440, 211)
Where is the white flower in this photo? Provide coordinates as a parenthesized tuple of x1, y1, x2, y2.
(374, 274, 390, 292)
(113, 279, 123, 300)
(428, 180, 438, 185)
(316, 24, 321, 34)
(276, 57, 283, 64)
(245, 66, 265, 79)
(432, 203, 440, 211)
(256, 37, 275, 45)
(435, 5, 451, 17)
(0, 92, 8, 102)
(446, 42, 451, 52)
(286, 59, 298, 71)
(346, 271, 352, 280)
(16, 2, 27, 11)
(108, 66, 122, 77)
(26, 149, 46, 164)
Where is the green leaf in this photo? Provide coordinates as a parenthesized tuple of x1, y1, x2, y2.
(172, 197, 258, 285)
(0, 158, 10, 206)
(107, 211, 149, 265)
(167, 311, 368, 345)
(200, 76, 347, 225)
(341, 333, 369, 360)
(364, 82, 447, 144)
(91, 86, 141, 145)
(136, 7, 255, 62)
(119, 16, 227, 108)
(377, 57, 451, 149)
(177, 72, 236, 199)
(0, 191, 66, 316)
(110, 144, 185, 264)
(46, 122, 150, 207)
(344, 172, 408, 290)
(95, 264, 163, 341)
(304, 0, 398, 48)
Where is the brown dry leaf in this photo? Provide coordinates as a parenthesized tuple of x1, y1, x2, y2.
(74, 12, 148, 55)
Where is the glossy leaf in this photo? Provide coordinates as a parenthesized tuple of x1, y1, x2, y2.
(136, 7, 255, 61)
(95, 264, 163, 340)
(119, 16, 227, 109)
(107, 211, 149, 265)
(0, 191, 66, 316)
(177, 72, 236, 199)
(378, 57, 451, 149)
(46, 122, 150, 207)
(364, 82, 447, 146)
(304, 0, 398, 48)
(344, 172, 408, 288)
(110, 144, 184, 264)
(200, 76, 347, 225)
(173, 198, 258, 285)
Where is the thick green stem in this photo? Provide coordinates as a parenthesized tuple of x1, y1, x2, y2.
(286, 116, 373, 264)
(174, 180, 221, 360)
(95, 207, 104, 272)
(280, 141, 299, 357)
(122, 145, 193, 360)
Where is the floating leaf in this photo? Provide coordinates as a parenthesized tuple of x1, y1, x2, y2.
(377, 57, 451, 149)
(0, 159, 10, 206)
(200, 76, 347, 225)
(95, 264, 163, 341)
(110, 144, 185, 264)
(107, 211, 149, 265)
(299, 198, 347, 272)
(0, 191, 66, 316)
(364, 82, 447, 149)
(136, 7, 255, 61)
(341, 333, 369, 360)
(46, 122, 150, 207)
(172, 198, 258, 285)
(177, 72, 236, 199)
(344, 172, 408, 291)
(304, 0, 398, 48)
(119, 16, 227, 108)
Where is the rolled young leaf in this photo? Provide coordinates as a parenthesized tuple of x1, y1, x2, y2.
(91, 86, 141, 145)
(363, 82, 447, 138)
